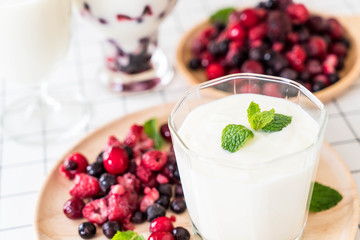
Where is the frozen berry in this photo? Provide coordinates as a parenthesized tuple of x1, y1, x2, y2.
(172, 227, 191, 240)
(60, 152, 89, 179)
(237, 82, 261, 94)
(160, 123, 172, 142)
(305, 59, 322, 75)
(249, 47, 264, 61)
(200, 52, 214, 68)
(328, 73, 340, 84)
(262, 82, 282, 98)
(107, 135, 122, 147)
(142, 150, 168, 171)
(308, 36, 327, 58)
(102, 221, 122, 239)
(157, 184, 173, 197)
(188, 58, 201, 70)
(241, 60, 264, 74)
(174, 184, 184, 197)
(99, 173, 117, 193)
(96, 151, 104, 163)
(286, 3, 309, 25)
(312, 80, 326, 92)
(103, 146, 129, 175)
(330, 42, 347, 58)
(63, 197, 85, 219)
(248, 23, 267, 41)
(279, 68, 298, 80)
(131, 210, 146, 224)
(124, 146, 134, 160)
(286, 44, 306, 71)
(307, 15, 327, 33)
(86, 162, 105, 178)
(136, 165, 153, 183)
(322, 54, 338, 74)
(327, 18, 344, 40)
(205, 63, 225, 80)
(70, 173, 100, 199)
(150, 216, 174, 233)
(155, 195, 170, 209)
(146, 203, 167, 222)
(82, 198, 108, 225)
(148, 231, 175, 240)
(240, 9, 259, 28)
(170, 198, 186, 214)
(78, 222, 96, 239)
(140, 187, 160, 212)
(266, 11, 291, 42)
(124, 124, 144, 147)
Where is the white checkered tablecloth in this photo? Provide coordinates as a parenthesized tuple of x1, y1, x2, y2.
(0, 0, 360, 239)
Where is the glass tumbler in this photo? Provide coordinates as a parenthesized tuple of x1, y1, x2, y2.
(168, 73, 328, 240)
(75, 0, 176, 94)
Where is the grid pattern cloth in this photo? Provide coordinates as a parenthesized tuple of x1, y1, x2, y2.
(1, 0, 360, 239)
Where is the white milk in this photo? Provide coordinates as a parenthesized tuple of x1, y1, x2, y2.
(0, 0, 71, 84)
(174, 94, 320, 240)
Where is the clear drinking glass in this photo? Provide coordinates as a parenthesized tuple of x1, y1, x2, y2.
(74, 0, 176, 94)
(169, 73, 328, 240)
(0, 0, 90, 143)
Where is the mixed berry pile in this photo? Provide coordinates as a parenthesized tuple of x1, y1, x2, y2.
(60, 122, 190, 240)
(188, 0, 350, 94)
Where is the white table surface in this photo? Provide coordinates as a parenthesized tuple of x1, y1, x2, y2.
(1, 0, 360, 239)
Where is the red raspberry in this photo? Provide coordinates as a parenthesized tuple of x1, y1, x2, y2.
(287, 32, 299, 43)
(286, 44, 306, 71)
(330, 42, 347, 58)
(206, 63, 225, 80)
(327, 18, 344, 40)
(107, 135, 122, 147)
(248, 23, 267, 41)
(150, 216, 174, 233)
(237, 82, 261, 94)
(156, 173, 169, 184)
(286, 3, 309, 24)
(124, 124, 144, 147)
(142, 150, 168, 171)
(70, 173, 100, 199)
(148, 232, 175, 240)
(133, 138, 155, 153)
(272, 42, 284, 52)
(255, 8, 267, 20)
(200, 52, 215, 68)
(306, 59, 322, 75)
(308, 36, 327, 58)
(262, 83, 282, 98)
(240, 8, 259, 28)
(322, 54, 338, 74)
(117, 173, 141, 193)
(141, 174, 158, 189)
(227, 23, 246, 41)
(107, 189, 138, 222)
(59, 152, 88, 179)
(136, 164, 153, 183)
(241, 60, 264, 74)
(140, 187, 160, 212)
(110, 184, 126, 196)
(82, 198, 108, 225)
(103, 146, 129, 175)
(313, 74, 330, 87)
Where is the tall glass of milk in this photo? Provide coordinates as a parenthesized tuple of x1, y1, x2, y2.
(169, 73, 327, 240)
(0, 0, 90, 143)
(74, 0, 176, 94)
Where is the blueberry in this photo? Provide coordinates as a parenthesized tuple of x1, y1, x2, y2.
(172, 227, 191, 240)
(312, 81, 326, 92)
(249, 47, 264, 62)
(86, 162, 105, 178)
(213, 22, 226, 32)
(328, 73, 340, 84)
(157, 184, 173, 197)
(298, 71, 311, 82)
(336, 58, 345, 70)
(99, 173, 117, 193)
(124, 146, 134, 159)
(188, 58, 201, 70)
(131, 210, 146, 224)
(102, 221, 122, 239)
(146, 203, 166, 222)
(265, 68, 275, 75)
(170, 198, 186, 214)
(173, 168, 180, 181)
(217, 40, 229, 56)
(174, 184, 184, 197)
(230, 52, 246, 68)
(265, 0, 279, 9)
(279, 68, 298, 80)
(155, 195, 170, 209)
(96, 151, 104, 163)
(78, 222, 96, 239)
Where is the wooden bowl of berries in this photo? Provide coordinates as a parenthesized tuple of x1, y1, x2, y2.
(176, 1, 360, 103)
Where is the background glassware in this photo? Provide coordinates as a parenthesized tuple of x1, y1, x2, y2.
(74, 0, 176, 94)
(169, 73, 328, 240)
(0, 0, 90, 143)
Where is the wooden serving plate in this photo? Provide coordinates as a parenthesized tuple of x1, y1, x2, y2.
(176, 14, 360, 104)
(34, 103, 359, 239)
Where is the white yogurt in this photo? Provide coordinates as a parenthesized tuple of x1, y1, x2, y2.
(0, 0, 71, 84)
(173, 94, 321, 240)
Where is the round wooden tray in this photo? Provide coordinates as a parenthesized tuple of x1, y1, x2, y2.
(176, 14, 360, 104)
(34, 103, 359, 239)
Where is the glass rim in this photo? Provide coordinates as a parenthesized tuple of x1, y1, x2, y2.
(168, 73, 328, 170)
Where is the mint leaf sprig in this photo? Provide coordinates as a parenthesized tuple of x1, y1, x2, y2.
(144, 118, 163, 150)
(310, 182, 343, 212)
(247, 101, 292, 133)
(210, 7, 236, 24)
(111, 230, 145, 240)
(221, 124, 254, 153)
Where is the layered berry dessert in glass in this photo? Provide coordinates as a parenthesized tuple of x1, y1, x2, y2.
(75, 0, 176, 94)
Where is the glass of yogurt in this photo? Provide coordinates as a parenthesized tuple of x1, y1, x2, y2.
(0, 0, 90, 143)
(169, 73, 328, 240)
(74, 0, 176, 94)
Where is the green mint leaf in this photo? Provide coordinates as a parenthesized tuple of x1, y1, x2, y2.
(262, 113, 292, 133)
(144, 118, 163, 150)
(221, 124, 254, 153)
(249, 109, 275, 131)
(247, 101, 260, 120)
(210, 7, 236, 24)
(111, 230, 145, 240)
(310, 182, 343, 212)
